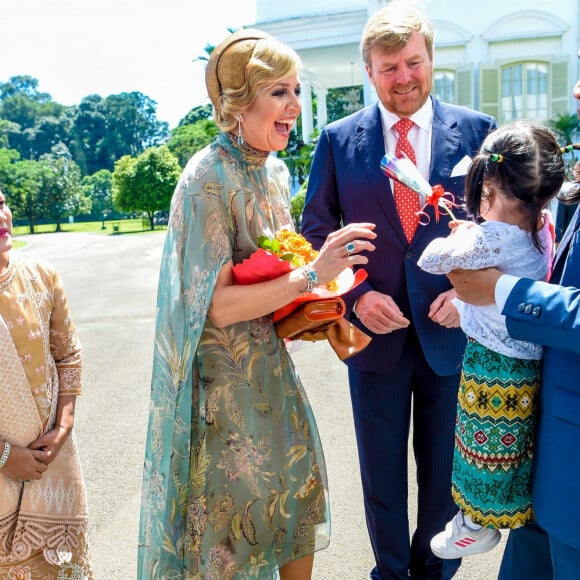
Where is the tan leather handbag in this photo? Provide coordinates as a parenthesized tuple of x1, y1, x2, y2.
(274, 297, 372, 360)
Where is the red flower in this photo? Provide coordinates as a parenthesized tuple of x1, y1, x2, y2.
(232, 248, 293, 284)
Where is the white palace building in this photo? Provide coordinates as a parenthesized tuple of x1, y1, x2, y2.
(248, 0, 580, 143)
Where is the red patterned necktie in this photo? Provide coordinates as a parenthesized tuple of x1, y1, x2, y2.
(394, 118, 420, 242)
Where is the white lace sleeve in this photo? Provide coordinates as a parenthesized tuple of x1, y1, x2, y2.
(417, 222, 509, 274)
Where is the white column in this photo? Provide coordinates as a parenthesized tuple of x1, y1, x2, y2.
(315, 87, 328, 129)
(300, 79, 314, 144)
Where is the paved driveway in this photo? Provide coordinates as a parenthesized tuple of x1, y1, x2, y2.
(15, 231, 504, 579)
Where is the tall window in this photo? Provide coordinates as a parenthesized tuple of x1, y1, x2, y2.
(501, 62, 548, 122)
(433, 70, 455, 104)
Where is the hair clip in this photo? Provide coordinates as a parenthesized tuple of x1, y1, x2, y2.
(561, 144, 580, 153)
(490, 153, 503, 163)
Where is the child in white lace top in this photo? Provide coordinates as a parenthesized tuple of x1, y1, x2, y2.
(419, 213, 553, 361)
(417, 122, 565, 560)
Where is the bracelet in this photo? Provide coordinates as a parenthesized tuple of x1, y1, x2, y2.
(300, 264, 319, 293)
(0, 442, 11, 469)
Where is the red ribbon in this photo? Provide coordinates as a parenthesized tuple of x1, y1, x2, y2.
(417, 185, 459, 224)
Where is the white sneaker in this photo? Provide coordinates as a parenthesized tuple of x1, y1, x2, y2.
(430, 511, 501, 559)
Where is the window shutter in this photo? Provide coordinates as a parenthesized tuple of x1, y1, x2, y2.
(479, 64, 500, 121)
(456, 65, 473, 108)
(551, 59, 569, 117)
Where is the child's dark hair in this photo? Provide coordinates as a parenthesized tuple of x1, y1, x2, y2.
(464, 121, 565, 251)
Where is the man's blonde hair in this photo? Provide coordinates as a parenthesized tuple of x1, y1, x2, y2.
(361, 3, 434, 67)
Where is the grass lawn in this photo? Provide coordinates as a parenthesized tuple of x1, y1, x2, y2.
(12, 218, 167, 237)
(11, 219, 167, 250)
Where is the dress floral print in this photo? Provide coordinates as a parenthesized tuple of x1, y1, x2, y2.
(138, 133, 330, 578)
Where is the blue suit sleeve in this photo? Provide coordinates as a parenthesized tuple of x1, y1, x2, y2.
(301, 128, 342, 249)
(503, 277, 580, 354)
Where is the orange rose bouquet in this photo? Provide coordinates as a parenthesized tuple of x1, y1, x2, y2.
(232, 229, 371, 360)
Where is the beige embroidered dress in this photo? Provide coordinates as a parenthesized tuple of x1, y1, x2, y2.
(0, 254, 92, 579)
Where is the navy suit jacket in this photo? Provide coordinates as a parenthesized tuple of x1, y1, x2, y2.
(301, 98, 496, 374)
(502, 205, 580, 550)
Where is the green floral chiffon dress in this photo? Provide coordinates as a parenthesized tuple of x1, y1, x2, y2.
(137, 132, 330, 579)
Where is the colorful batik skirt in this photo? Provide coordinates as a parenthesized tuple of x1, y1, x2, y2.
(452, 338, 540, 529)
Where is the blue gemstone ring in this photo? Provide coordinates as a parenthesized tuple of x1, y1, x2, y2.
(345, 241, 356, 255)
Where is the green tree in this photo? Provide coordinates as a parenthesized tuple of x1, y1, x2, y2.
(68, 95, 109, 175)
(102, 92, 169, 165)
(177, 104, 213, 126)
(548, 113, 580, 177)
(0, 120, 14, 148)
(0, 76, 69, 160)
(0, 147, 20, 189)
(0, 76, 50, 129)
(8, 159, 47, 233)
(167, 118, 218, 167)
(82, 169, 114, 221)
(40, 150, 90, 232)
(30, 114, 73, 159)
(548, 113, 580, 146)
(0, 77, 174, 178)
(112, 145, 181, 230)
(278, 130, 317, 189)
(290, 182, 307, 230)
(326, 86, 364, 124)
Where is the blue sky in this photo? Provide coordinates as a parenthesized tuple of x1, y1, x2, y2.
(1, 0, 257, 128)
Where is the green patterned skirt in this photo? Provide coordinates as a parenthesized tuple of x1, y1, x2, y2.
(452, 338, 540, 529)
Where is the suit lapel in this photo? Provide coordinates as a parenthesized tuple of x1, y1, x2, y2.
(429, 101, 462, 186)
(411, 100, 462, 245)
(552, 204, 580, 283)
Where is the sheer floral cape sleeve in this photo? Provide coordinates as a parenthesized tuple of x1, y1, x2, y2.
(137, 144, 232, 573)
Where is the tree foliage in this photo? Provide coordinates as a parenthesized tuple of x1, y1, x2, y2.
(547, 113, 580, 176)
(167, 116, 219, 167)
(101, 92, 169, 162)
(278, 129, 317, 189)
(0, 147, 19, 189)
(39, 150, 90, 232)
(7, 159, 47, 233)
(82, 169, 114, 220)
(548, 113, 580, 146)
(0, 77, 169, 176)
(326, 86, 364, 124)
(177, 104, 213, 127)
(0, 68, 365, 231)
(70, 94, 109, 175)
(112, 146, 181, 229)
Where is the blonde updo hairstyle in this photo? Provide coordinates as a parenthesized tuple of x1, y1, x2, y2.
(205, 29, 302, 133)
